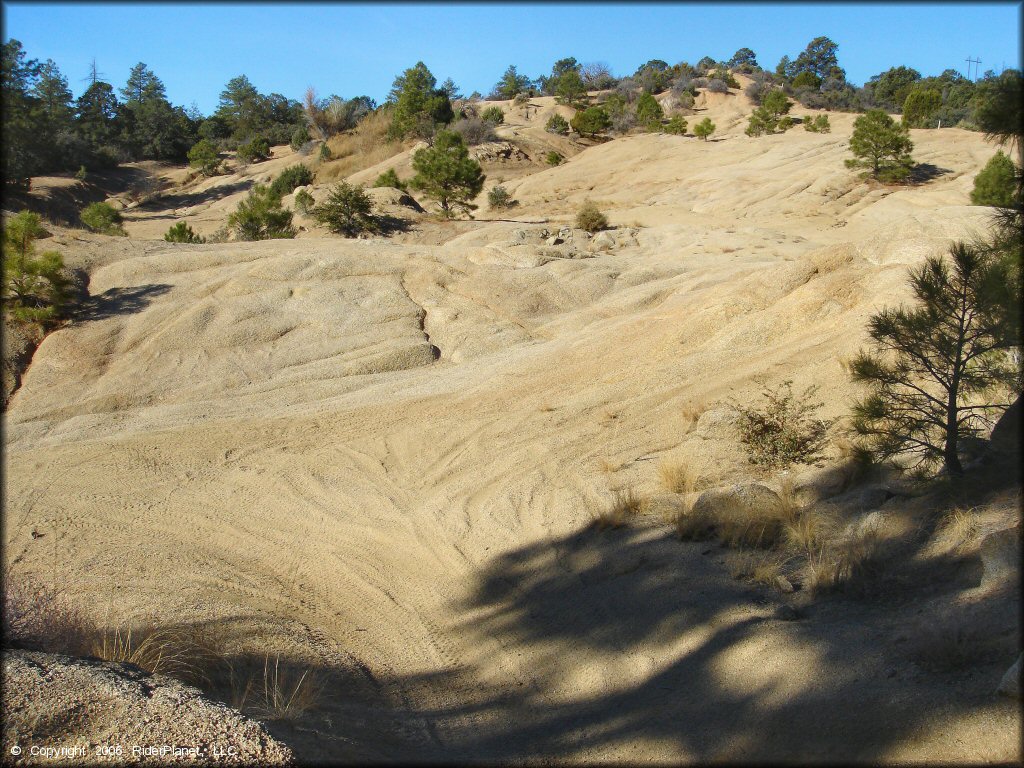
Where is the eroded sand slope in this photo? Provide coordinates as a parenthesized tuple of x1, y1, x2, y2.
(4, 109, 1018, 762)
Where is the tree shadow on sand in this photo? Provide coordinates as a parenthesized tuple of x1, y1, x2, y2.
(75, 284, 173, 323)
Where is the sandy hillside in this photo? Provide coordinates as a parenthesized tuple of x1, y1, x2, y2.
(3, 91, 1020, 763)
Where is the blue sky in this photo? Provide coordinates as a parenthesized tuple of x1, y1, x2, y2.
(3, 2, 1021, 114)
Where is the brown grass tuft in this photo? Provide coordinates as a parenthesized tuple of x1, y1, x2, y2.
(231, 655, 323, 721)
(595, 487, 643, 530)
(937, 506, 981, 552)
(658, 458, 699, 495)
(680, 400, 707, 433)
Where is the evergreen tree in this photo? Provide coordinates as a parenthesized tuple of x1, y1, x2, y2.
(409, 130, 485, 218)
(851, 242, 1018, 475)
(228, 184, 295, 240)
(387, 62, 453, 139)
(694, 117, 715, 141)
(845, 109, 914, 181)
(555, 70, 587, 107)
(635, 92, 664, 130)
(312, 182, 377, 236)
(76, 81, 119, 150)
(2, 39, 44, 182)
(970, 151, 1017, 208)
(570, 106, 611, 138)
(493, 65, 530, 100)
(2, 211, 68, 324)
(902, 87, 942, 128)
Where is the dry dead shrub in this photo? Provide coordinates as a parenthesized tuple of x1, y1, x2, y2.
(317, 109, 405, 183)
(2, 573, 92, 656)
(595, 487, 643, 529)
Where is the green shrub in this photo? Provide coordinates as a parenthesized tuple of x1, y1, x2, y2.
(575, 199, 609, 233)
(290, 125, 309, 151)
(74, 165, 88, 182)
(373, 168, 408, 191)
(693, 117, 715, 141)
(2, 211, 68, 324)
(970, 151, 1017, 208)
(481, 105, 505, 125)
(791, 71, 822, 90)
(570, 106, 611, 138)
(312, 182, 377, 237)
(545, 113, 570, 135)
(845, 109, 913, 181)
(636, 92, 664, 130)
(164, 221, 205, 244)
(734, 380, 831, 471)
(318, 143, 332, 162)
(80, 202, 125, 235)
(778, 116, 794, 132)
(804, 115, 831, 133)
(487, 185, 515, 209)
(545, 151, 563, 166)
(664, 115, 688, 135)
(236, 136, 271, 165)
(268, 165, 314, 198)
(294, 189, 315, 215)
(188, 139, 221, 176)
(228, 184, 295, 240)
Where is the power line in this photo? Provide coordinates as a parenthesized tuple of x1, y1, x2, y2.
(965, 56, 981, 81)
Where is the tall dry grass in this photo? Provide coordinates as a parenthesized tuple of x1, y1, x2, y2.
(317, 109, 406, 183)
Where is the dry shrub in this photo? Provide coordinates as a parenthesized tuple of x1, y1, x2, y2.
(658, 458, 700, 495)
(595, 487, 643, 530)
(680, 400, 707, 432)
(734, 380, 831, 472)
(2, 574, 92, 656)
(317, 109, 404, 183)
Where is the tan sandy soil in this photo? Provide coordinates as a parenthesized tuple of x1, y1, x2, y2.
(3, 89, 1020, 762)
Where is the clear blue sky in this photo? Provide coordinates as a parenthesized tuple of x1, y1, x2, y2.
(3, 2, 1021, 115)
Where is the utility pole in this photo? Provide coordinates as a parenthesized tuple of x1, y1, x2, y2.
(965, 56, 981, 81)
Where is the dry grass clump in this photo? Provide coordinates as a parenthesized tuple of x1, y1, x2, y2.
(802, 522, 883, 594)
(3, 570, 321, 723)
(783, 505, 832, 553)
(833, 436, 877, 491)
(318, 109, 405, 183)
(716, 508, 787, 549)
(936, 506, 981, 552)
(675, 505, 716, 541)
(231, 655, 323, 721)
(680, 400, 707, 432)
(658, 458, 700, 495)
(595, 487, 643, 530)
(729, 551, 791, 586)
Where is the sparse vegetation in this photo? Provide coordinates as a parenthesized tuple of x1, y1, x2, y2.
(594, 487, 642, 529)
(80, 201, 126, 235)
(575, 199, 609, 233)
(293, 188, 315, 214)
(451, 116, 498, 145)
(664, 115, 688, 135)
(545, 151, 563, 166)
(164, 221, 205, 243)
(803, 114, 831, 133)
(312, 181, 377, 237)
(658, 458, 700, 495)
(734, 380, 831, 471)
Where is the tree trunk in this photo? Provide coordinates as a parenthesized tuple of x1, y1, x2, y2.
(944, 384, 963, 476)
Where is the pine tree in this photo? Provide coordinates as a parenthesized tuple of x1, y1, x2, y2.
(851, 242, 1018, 476)
(2, 211, 68, 324)
(845, 109, 914, 181)
(409, 130, 485, 218)
(694, 117, 715, 141)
